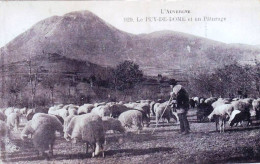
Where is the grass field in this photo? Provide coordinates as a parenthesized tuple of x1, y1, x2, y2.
(3, 109, 260, 164)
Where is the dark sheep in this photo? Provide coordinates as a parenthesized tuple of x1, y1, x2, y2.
(230, 111, 251, 127)
(32, 123, 56, 159)
(189, 99, 196, 108)
(196, 102, 214, 122)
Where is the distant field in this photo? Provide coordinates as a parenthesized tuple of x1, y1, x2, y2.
(3, 109, 260, 164)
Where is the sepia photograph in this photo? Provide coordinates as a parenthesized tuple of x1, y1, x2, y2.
(0, 0, 260, 163)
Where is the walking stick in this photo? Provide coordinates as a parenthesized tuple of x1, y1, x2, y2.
(152, 94, 174, 134)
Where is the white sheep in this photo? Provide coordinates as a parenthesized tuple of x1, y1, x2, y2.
(63, 115, 76, 132)
(26, 108, 36, 121)
(62, 104, 77, 110)
(68, 106, 78, 116)
(78, 104, 95, 115)
(102, 116, 125, 133)
(21, 113, 63, 158)
(211, 98, 230, 109)
(91, 105, 111, 117)
(49, 104, 64, 112)
(21, 120, 33, 140)
(193, 97, 200, 106)
(231, 99, 252, 112)
(204, 97, 217, 105)
(30, 113, 63, 133)
(118, 110, 145, 133)
(208, 104, 233, 119)
(64, 114, 105, 157)
(48, 107, 69, 120)
(154, 101, 178, 124)
(20, 107, 27, 115)
(4, 107, 15, 116)
(253, 98, 260, 112)
(124, 103, 150, 120)
(6, 113, 20, 131)
(208, 104, 233, 133)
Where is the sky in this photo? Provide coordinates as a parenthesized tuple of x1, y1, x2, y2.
(1, 0, 260, 48)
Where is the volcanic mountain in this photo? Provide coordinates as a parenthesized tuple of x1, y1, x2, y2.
(1, 10, 260, 77)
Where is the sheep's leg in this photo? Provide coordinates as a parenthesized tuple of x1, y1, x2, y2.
(220, 118, 222, 133)
(42, 152, 50, 160)
(215, 119, 219, 132)
(221, 118, 224, 133)
(91, 144, 96, 158)
(247, 115, 252, 126)
(49, 143, 53, 156)
(0, 141, 5, 161)
(156, 115, 159, 126)
(162, 118, 165, 127)
(172, 112, 179, 123)
(136, 122, 142, 134)
(95, 143, 101, 156)
(222, 120, 225, 133)
(167, 115, 170, 123)
(85, 143, 89, 154)
(101, 144, 105, 158)
(141, 121, 144, 127)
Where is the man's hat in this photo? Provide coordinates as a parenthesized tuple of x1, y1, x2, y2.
(169, 79, 177, 86)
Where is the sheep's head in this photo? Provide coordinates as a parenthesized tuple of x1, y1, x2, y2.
(72, 138, 79, 144)
(207, 114, 213, 121)
(117, 125, 126, 133)
(21, 134, 28, 140)
(64, 132, 71, 141)
(229, 117, 238, 127)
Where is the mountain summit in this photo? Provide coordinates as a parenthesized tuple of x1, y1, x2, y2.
(1, 10, 259, 76)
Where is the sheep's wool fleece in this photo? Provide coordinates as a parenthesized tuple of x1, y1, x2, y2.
(229, 109, 241, 123)
(102, 116, 125, 132)
(31, 113, 63, 132)
(67, 114, 105, 143)
(7, 113, 19, 127)
(21, 120, 33, 137)
(32, 123, 56, 152)
(118, 110, 142, 127)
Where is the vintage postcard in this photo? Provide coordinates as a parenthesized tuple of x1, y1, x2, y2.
(0, 0, 260, 163)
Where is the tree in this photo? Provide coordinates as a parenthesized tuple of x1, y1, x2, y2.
(113, 61, 143, 91)
(6, 75, 27, 106)
(41, 73, 60, 106)
(26, 59, 41, 108)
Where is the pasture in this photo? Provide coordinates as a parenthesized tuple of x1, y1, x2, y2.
(3, 109, 260, 164)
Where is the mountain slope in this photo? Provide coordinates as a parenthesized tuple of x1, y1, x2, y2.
(1, 10, 260, 77)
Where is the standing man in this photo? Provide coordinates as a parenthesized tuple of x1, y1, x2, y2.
(169, 79, 190, 134)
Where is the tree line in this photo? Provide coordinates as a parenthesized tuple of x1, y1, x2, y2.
(0, 59, 259, 109)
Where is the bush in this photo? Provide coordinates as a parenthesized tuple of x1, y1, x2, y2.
(113, 60, 143, 91)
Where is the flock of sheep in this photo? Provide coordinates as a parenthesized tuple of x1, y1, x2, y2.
(194, 97, 260, 132)
(0, 97, 260, 162)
